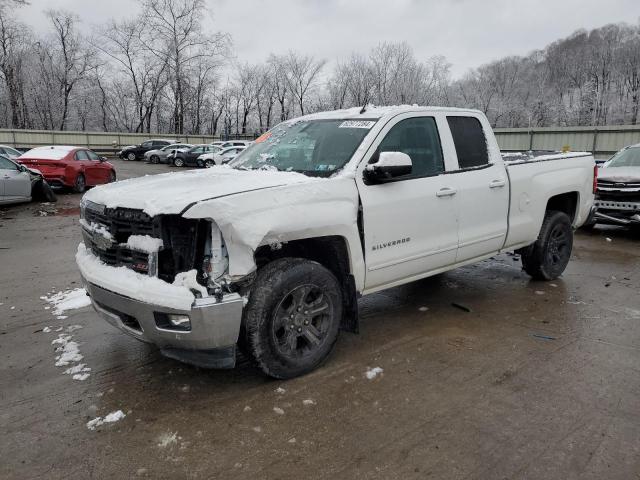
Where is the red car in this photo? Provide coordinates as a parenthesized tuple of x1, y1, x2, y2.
(18, 146, 116, 193)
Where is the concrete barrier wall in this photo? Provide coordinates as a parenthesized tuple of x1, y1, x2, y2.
(2, 125, 639, 156)
(494, 125, 640, 156)
(0, 129, 255, 154)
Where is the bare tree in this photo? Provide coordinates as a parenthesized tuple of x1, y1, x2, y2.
(283, 51, 325, 116)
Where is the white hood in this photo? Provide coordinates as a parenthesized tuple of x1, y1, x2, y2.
(82, 166, 316, 216)
(599, 166, 640, 183)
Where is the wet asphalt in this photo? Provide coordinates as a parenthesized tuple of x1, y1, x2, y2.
(1, 159, 639, 479)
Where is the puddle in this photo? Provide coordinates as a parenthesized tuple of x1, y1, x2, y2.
(57, 207, 80, 216)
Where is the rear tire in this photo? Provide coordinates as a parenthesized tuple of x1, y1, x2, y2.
(127, 152, 136, 161)
(243, 258, 342, 379)
(73, 174, 86, 194)
(520, 210, 573, 280)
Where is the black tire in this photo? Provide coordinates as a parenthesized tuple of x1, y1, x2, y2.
(243, 258, 342, 379)
(31, 179, 57, 202)
(73, 173, 86, 194)
(108, 171, 116, 183)
(204, 159, 215, 168)
(126, 152, 136, 161)
(173, 157, 184, 167)
(150, 155, 159, 164)
(520, 210, 573, 280)
(196, 159, 204, 168)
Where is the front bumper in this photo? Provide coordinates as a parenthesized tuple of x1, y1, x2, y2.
(82, 278, 244, 369)
(593, 200, 640, 225)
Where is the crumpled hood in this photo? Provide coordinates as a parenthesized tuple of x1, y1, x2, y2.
(599, 166, 640, 183)
(82, 166, 316, 216)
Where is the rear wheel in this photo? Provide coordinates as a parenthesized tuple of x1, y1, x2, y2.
(520, 210, 573, 280)
(243, 258, 342, 379)
(173, 157, 184, 167)
(127, 152, 136, 161)
(73, 173, 86, 194)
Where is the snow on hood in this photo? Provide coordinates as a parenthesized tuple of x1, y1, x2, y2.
(598, 166, 640, 183)
(82, 166, 316, 216)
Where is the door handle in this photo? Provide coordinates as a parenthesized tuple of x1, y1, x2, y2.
(489, 179, 506, 188)
(436, 187, 457, 197)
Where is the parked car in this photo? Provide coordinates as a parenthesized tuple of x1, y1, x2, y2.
(77, 106, 596, 379)
(589, 143, 640, 228)
(118, 139, 175, 161)
(144, 143, 193, 164)
(199, 146, 246, 167)
(171, 144, 219, 167)
(212, 140, 253, 148)
(0, 154, 56, 205)
(0, 145, 23, 160)
(18, 146, 116, 193)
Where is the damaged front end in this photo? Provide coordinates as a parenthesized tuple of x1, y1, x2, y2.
(77, 199, 244, 368)
(594, 178, 640, 226)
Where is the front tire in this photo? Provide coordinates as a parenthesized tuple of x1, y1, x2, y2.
(108, 171, 116, 183)
(520, 210, 573, 280)
(173, 157, 184, 167)
(73, 173, 86, 194)
(204, 159, 215, 168)
(126, 152, 136, 161)
(243, 258, 342, 379)
(150, 155, 159, 164)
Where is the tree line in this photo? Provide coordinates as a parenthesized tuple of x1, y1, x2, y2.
(1, 0, 639, 137)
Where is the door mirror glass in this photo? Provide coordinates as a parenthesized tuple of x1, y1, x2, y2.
(363, 151, 412, 184)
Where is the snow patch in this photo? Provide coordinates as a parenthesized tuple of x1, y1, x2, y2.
(302, 399, 316, 406)
(157, 432, 178, 448)
(365, 367, 384, 380)
(172, 269, 208, 298)
(275, 387, 286, 394)
(52, 334, 83, 366)
(42, 288, 91, 317)
(273, 407, 285, 415)
(86, 410, 126, 430)
(125, 235, 164, 253)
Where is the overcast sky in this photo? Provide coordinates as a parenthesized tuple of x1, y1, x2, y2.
(17, 0, 640, 77)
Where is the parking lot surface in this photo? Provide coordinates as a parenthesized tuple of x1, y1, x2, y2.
(1, 159, 639, 479)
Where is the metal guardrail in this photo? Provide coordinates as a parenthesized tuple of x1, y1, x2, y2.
(1, 125, 639, 157)
(0, 128, 256, 155)
(494, 125, 640, 156)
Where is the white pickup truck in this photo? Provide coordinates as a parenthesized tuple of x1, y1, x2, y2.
(77, 106, 596, 379)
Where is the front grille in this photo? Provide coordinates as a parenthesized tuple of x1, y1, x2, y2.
(81, 204, 209, 283)
(596, 180, 640, 202)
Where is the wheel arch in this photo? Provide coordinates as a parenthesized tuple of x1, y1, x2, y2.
(545, 191, 579, 224)
(254, 236, 360, 333)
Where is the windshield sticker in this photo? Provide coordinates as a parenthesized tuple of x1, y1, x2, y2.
(254, 131, 272, 143)
(339, 120, 375, 129)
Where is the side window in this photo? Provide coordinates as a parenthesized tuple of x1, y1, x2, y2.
(86, 150, 100, 161)
(141, 141, 152, 148)
(377, 117, 444, 178)
(192, 147, 204, 154)
(0, 156, 18, 170)
(75, 150, 89, 161)
(446, 116, 489, 169)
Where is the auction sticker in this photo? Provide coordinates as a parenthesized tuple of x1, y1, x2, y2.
(339, 120, 376, 129)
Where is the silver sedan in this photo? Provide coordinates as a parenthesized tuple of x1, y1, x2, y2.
(0, 154, 56, 205)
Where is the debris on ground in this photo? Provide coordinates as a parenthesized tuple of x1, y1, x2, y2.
(531, 333, 556, 341)
(302, 399, 316, 406)
(451, 302, 472, 312)
(156, 431, 178, 448)
(273, 407, 285, 415)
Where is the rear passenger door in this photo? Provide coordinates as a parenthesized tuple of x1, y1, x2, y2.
(444, 115, 508, 262)
(356, 114, 460, 291)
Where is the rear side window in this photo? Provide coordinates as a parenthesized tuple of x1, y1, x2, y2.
(377, 117, 444, 178)
(75, 150, 89, 161)
(447, 116, 489, 169)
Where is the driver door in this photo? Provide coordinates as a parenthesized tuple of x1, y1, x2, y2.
(356, 113, 460, 292)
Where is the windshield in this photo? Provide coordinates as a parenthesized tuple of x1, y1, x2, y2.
(604, 147, 640, 168)
(229, 119, 376, 176)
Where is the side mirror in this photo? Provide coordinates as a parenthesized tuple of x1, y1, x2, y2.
(100, 157, 107, 162)
(363, 151, 412, 184)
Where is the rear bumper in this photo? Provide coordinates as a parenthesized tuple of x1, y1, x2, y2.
(42, 174, 72, 188)
(82, 278, 244, 369)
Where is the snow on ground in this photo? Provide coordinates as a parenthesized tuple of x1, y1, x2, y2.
(52, 334, 83, 366)
(86, 410, 126, 430)
(302, 399, 316, 406)
(273, 407, 285, 415)
(157, 432, 178, 448)
(41, 288, 91, 318)
(275, 387, 286, 394)
(365, 367, 384, 380)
